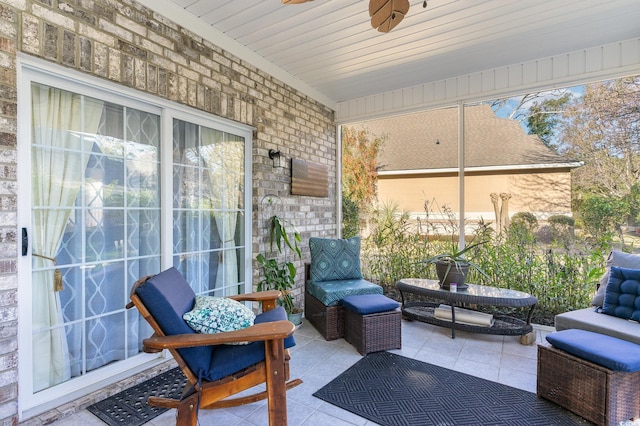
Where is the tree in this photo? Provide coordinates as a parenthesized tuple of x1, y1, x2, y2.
(526, 93, 571, 148)
(341, 126, 385, 209)
(341, 126, 385, 236)
(342, 196, 360, 238)
(488, 90, 572, 151)
(558, 76, 640, 234)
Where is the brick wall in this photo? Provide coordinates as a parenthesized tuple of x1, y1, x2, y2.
(0, 0, 337, 423)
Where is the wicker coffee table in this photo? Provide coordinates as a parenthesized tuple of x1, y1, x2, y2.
(396, 278, 537, 341)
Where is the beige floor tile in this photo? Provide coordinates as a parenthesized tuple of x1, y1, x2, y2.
(46, 320, 558, 426)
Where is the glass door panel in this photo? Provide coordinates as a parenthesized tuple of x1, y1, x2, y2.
(30, 82, 161, 392)
(172, 119, 246, 296)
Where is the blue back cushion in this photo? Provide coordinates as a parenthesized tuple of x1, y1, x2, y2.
(309, 236, 363, 282)
(135, 267, 213, 378)
(602, 266, 640, 321)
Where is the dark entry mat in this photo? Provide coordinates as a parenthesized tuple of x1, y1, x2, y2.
(314, 351, 592, 426)
(87, 367, 187, 426)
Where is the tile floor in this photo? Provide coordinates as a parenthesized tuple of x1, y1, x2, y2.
(46, 318, 557, 425)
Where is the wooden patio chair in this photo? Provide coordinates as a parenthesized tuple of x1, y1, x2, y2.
(126, 267, 302, 425)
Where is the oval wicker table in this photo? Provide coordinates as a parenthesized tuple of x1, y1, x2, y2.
(396, 278, 538, 341)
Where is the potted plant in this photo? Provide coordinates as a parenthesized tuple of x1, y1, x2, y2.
(422, 239, 488, 290)
(257, 215, 304, 325)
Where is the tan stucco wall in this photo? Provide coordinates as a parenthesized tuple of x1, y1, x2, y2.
(378, 171, 573, 220)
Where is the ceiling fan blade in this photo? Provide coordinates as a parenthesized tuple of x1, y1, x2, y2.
(369, 0, 409, 33)
(282, 0, 313, 4)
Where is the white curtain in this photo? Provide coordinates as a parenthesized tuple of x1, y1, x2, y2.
(201, 129, 243, 295)
(173, 121, 212, 290)
(31, 84, 103, 391)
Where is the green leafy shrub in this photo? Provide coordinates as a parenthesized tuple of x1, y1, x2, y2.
(548, 214, 575, 242)
(358, 202, 612, 325)
(549, 215, 575, 227)
(577, 194, 629, 236)
(511, 212, 538, 231)
(361, 202, 434, 285)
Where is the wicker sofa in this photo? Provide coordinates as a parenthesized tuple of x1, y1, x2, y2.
(540, 251, 640, 425)
(554, 250, 640, 345)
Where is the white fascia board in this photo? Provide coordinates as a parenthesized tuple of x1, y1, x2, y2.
(378, 162, 584, 176)
(136, 0, 337, 110)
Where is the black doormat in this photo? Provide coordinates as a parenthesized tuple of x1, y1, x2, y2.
(87, 367, 187, 426)
(313, 351, 592, 426)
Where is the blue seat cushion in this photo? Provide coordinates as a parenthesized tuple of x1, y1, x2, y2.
(208, 306, 295, 381)
(309, 236, 363, 281)
(602, 266, 640, 321)
(546, 329, 640, 372)
(254, 306, 296, 349)
(340, 294, 399, 315)
(307, 278, 382, 306)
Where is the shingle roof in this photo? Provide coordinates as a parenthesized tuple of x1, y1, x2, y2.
(350, 104, 574, 172)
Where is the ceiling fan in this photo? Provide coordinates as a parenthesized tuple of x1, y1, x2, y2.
(282, 0, 420, 33)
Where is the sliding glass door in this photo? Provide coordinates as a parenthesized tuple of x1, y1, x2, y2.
(19, 65, 252, 415)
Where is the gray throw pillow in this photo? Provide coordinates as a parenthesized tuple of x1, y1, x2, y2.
(592, 251, 640, 307)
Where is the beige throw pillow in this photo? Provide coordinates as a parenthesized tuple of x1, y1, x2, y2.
(591, 250, 640, 307)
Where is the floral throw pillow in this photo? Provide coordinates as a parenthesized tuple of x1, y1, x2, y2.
(183, 296, 255, 344)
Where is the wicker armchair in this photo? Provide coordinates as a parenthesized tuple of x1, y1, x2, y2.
(305, 237, 382, 340)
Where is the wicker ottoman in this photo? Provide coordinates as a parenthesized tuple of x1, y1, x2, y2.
(304, 264, 383, 341)
(537, 330, 640, 426)
(304, 290, 344, 340)
(340, 294, 401, 355)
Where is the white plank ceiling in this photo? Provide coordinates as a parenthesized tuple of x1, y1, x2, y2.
(161, 0, 640, 105)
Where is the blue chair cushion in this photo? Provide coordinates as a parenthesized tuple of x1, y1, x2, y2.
(307, 278, 382, 306)
(309, 236, 363, 281)
(208, 306, 295, 381)
(602, 266, 640, 321)
(340, 294, 399, 315)
(546, 329, 640, 372)
(136, 267, 295, 382)
(135, 267, 213, 379)
(254, 305, 296, 349)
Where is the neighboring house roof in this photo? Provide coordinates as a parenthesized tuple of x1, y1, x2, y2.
(351, 104, 580, 173)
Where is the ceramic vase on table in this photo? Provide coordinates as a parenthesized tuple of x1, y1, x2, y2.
(435, 260, 469, 290)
